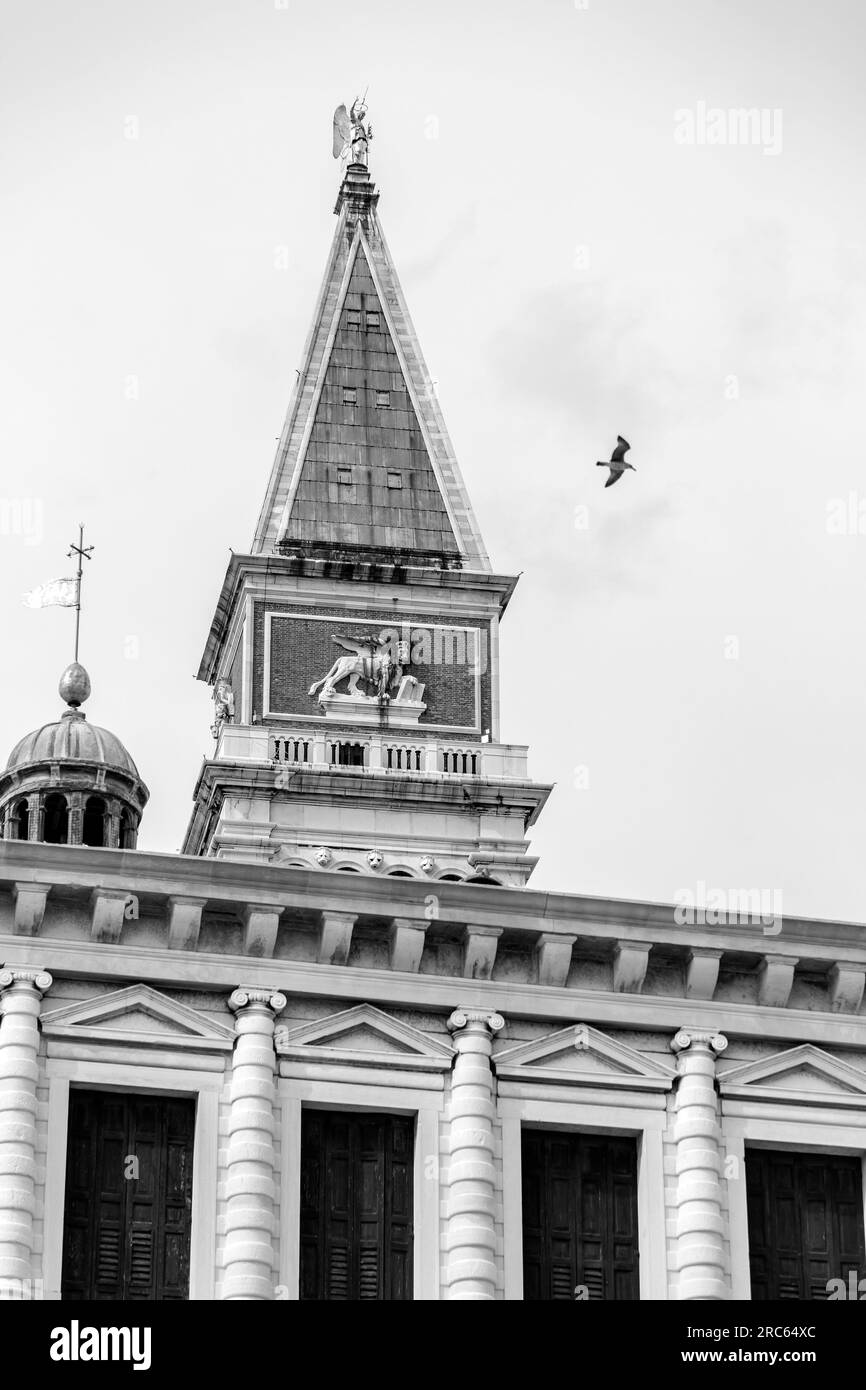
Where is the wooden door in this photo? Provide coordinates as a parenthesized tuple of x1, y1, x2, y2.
(61, 1090, 194, 1300)
(300, 1111, 413, 1300)
(746, 1148, 865, 1299)
(522, 1130, 640, 1300)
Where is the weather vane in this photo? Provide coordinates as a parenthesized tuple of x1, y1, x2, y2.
(333, 92, 373, 168)
(22, 522, 94, 665)
(67, 523, 94, 663)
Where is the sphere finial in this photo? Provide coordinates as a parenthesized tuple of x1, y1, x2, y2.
(59, 662, 91, 709)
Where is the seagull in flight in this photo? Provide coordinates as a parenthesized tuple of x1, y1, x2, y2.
(597, 436, 636, 488)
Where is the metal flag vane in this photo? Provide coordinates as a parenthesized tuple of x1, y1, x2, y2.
(66, 523, 94, 663)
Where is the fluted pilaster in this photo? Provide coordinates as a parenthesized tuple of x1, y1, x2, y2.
(0, 969, 52, 1289)
(445, 1007, 504, 1300)
(670, 1027, 729, 1300)
(222, 986, 285, 1300)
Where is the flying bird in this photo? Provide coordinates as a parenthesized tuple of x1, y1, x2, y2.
(597, 436, 636, 488)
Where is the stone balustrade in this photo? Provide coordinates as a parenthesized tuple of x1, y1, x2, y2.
(215, 724, 531, 781)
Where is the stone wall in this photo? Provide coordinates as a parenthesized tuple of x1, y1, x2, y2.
(8, 973, 866, 1301)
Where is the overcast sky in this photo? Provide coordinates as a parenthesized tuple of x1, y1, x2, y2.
(2, 0, 865, 922)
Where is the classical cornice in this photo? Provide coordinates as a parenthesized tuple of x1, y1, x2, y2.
(197, 553, 519, 684)
(7, 931, 866, 1047)
(1, 839, 863, 962)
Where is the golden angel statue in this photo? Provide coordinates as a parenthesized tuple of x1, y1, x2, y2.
(333, 97, 373, 168)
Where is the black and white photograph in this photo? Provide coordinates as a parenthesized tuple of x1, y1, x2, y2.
(1, 0, 864, 1359)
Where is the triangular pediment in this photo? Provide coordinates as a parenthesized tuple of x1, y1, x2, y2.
(275, 1003, 454, 1073)
(719, 1045, 866, 1106)
(494, 1024, 675, 1091)
(253, 197, 488, 567)
(41, 984, 235, 1053)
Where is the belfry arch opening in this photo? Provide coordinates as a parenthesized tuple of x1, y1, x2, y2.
(43, 793, 69, 845)
(119, 808, 136, 849)
(13, 799, 29, 840)
(82, 796, 107, 848)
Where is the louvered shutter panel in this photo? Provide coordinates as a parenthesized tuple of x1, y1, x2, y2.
(60, 1093, 98, 1298)
(126, 1099, 158, 1299)
(93, 1098, 127, 1300)
(357, 1118, 384, 1299)
(162, 1100, 195, 1299)
(746, 1150, 771, 1300)
(61, 1091, 194, 1301)
(521, 1131, 639, 1301)
(578, 1139, 606, 1299)
(385, 1117, 414, 1300)
(299, 1111, 324, 1300)
(746, 1149, 866, 1300)
(610, 1140, 640, 1300)
(300, 1111, 414, 1300)
(325, 1119, 353, 1299)
(520, 1132, 547, 1301)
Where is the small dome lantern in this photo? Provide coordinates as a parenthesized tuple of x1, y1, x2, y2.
(0, 666, 148, 850)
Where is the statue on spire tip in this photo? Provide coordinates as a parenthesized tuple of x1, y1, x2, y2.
(333, 96, 373, 168)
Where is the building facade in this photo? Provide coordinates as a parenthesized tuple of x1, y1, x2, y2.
(0, 151, 865, 1301)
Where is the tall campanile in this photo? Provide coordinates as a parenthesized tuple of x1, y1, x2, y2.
(184, 138, 551, 886)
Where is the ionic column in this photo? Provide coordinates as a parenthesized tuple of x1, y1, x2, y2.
(0, 969, 52, 1289)
(670, 1027, 729, 1300)
(445, 1007, 504, 1300)
(222, 986, 286, 1300)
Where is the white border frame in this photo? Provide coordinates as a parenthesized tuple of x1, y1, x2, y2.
(41, 1058, 221, 1301)
(499, 1094, 669, 1301)
(263, 610, 482, 733)
(277, 1074, 443, 1302)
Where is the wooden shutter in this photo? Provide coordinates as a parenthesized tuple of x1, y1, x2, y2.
(746, 1149, 866, 1300)
(521, 1130, 640, 1301)
(61, 1090, 194, 1301)
(300, 1111, 414, 1300)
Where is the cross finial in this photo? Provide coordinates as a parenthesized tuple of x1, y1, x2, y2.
(66, 523, 94, 663)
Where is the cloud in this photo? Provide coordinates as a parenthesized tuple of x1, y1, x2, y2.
(401, 202, 480, 284)
(715, 219, 866, 393)
(485, 278, 698, 434)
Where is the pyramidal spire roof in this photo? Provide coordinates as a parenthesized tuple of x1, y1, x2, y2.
(251, 162, 490, 570)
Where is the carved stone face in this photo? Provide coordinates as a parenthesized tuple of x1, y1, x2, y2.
(315, 846, 332, 867)
(420, 856, 435, 874)
(366, 850, 383, 870)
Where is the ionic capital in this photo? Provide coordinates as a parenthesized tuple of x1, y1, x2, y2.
(0, 968, 53, 997)
(228, 987, 287, 1015)
(448, 1007, 505, 1036)
(670, 1028, 728, 1056)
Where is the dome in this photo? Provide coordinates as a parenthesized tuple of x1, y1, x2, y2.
(5, 709, 141, 779)
(0, 663, 147, 850)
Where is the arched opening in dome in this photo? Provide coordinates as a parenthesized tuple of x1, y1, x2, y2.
(336, 865, 361, 872)
(119, 808, 136, 850)
(43, 793, 69, 845)
(387, 870, 414, 878)
(13, 799, 29, 841)
(83, 796, 107, 848)
(439, 873, 463, 882)
(465, 875, 502, 887)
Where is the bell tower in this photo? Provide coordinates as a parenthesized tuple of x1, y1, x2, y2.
(183, 136, 551, 886)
